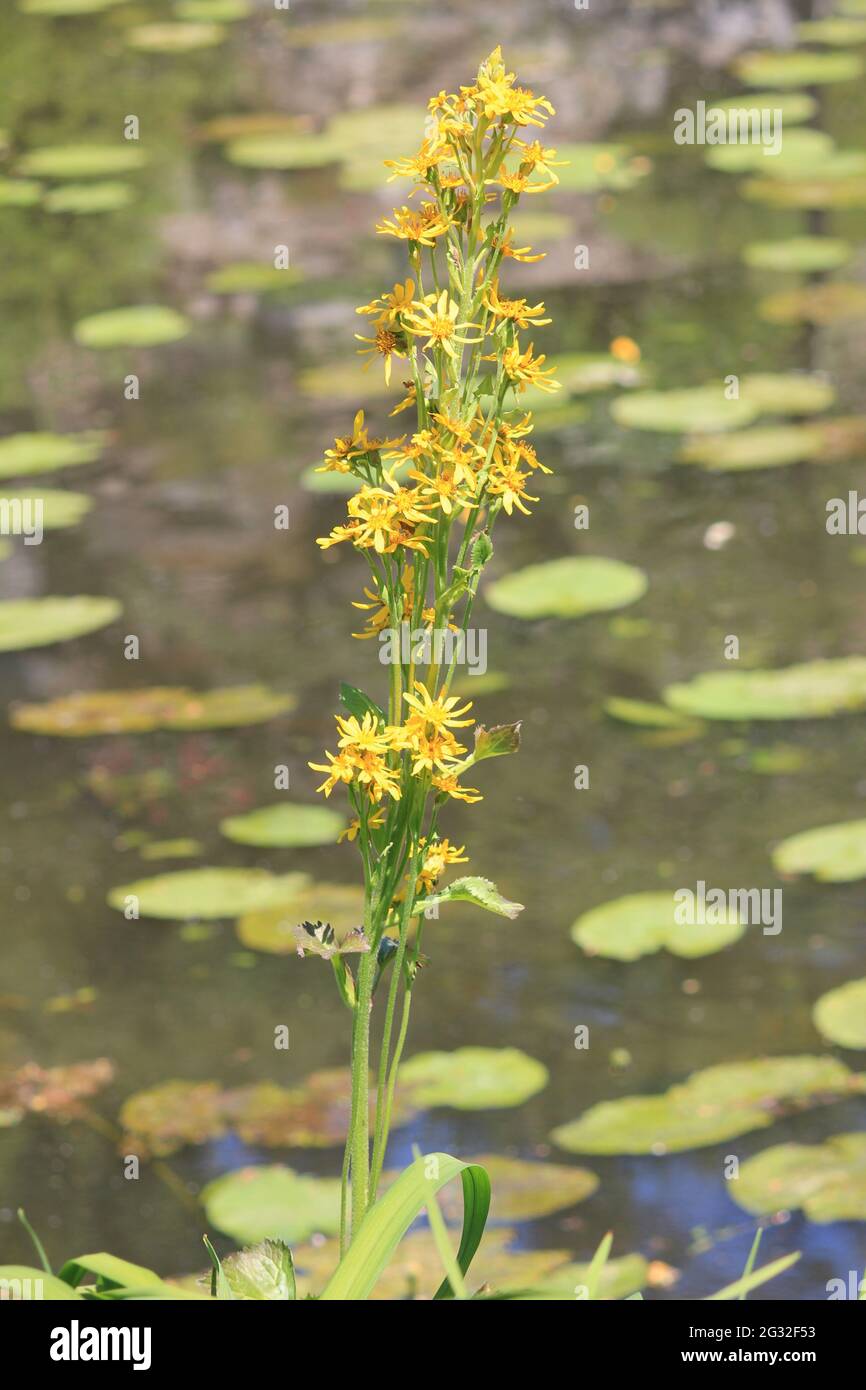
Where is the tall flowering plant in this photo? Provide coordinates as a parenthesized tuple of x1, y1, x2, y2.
(304, 48, 561, 1254)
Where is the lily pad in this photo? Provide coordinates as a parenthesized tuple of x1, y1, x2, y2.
(732, 1134, 866, 1221)
(0, 431, 106, 478)
(237, 883, 365, 953)
(549, 350, 646, 395)
(486, 556, 647, 620)
(552, 1055, 865, 1155)
(705, 127, 833, 175)
(705, 91, 818, 125)
(740, 372, 835, 415)
(741, 237, 851, 272)
(0, 596, 120, 651)
(813, 980, 866, 1049)
(20, 0, 128, 11)
(759, 283, 866, 325)
(120, 1081, 226, 1156)
(17, 144, 147, 180)
(398, 1047, 548, 1110)
(0, 488, 92, 530)
(202, 1166, 342, 1245)
(664, 658, 866, 721)
(611, 386, 757, 433)
(431, 1154, 598, 1223)
(603, 697, 704, 733)
(225, 134, 341, 171)
(107, 868, 311, 920)
(44, 182, 134, 214)
(74, 306, 191, 349)
(571, 891, 744, 962)
(220, 803, 345, 848)
(679, 424, 823, 471)
(175, 0, 250, 18)
(796, 18, 866, 45)
(197, 113, 305, 143)
(772, 818, 866, 883)
(126, 22, 226, 51)
(205, 262, 303, 294)
(734, 50, 864, 87)
(0, 1058, 114, 1127)
(11, 684, 295, 735)
(0, 178, 43, 207)
(743, 174, 866, 209)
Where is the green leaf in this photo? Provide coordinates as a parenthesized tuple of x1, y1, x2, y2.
(220, 802, 345, 848)
(399, 1047, 548, 1109)
(220, 1239, 296, 1301)
(0, 1266, 82, 1299)
(707, 1254, 801, 1301)
(813, 979, 866, 1049)
(416, 875, 524, 919)
(58, 1253, 163, 1292)
(472, 722, 521, 762)
(338, 681, 386, 726)
(773, 818, 866, 882)
(319, 1153, 491, 1301)
(486, 556, 647, 620)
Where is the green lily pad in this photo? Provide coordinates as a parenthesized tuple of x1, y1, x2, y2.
(197, 113, 305, 143)
(0, 596, 120, 651)
(140, 839, 202, 860)
(237, 883, 365, 953)
(552, 1056, 865, 1155)
(202, 1166, 342, 1245)
(205, 262, 303, 294)
(759, 283, 866, 324)
(486, 556, 648, 620)
(325, 104, 423, 156)
(44, 182, 134, 214)
(11, 684, 295, 735)
(603, 697, 704, 733)
(74, 305, 191, 349)
(796, 18, 866, 45)
(550, 351, 646, 395)
(432, 1154, 598, 1223)
(0, 431, 106, 478)
(664, 658, 866, 721)
(743, 173, 866, 209)
(732, 1134, 866, 1221)
(175, 0, 250, 19)
(0, 178, 43, 207)
(740, 373, 835, 415)
(17, 144, 147, 180)
(107, 868, 311, 920)
(734, 50, 864, 87)
(679, 424, 823, 471)
(571, 890, 744, 962)
(813, 980, 866, 1049)
(220, 803, 345, 848)
(772, 818, 866, 882)
(398, 1047, 548, 1110)
(742, 236, 851, 272)
(0, 488, 92, 530)
(225, 134, 341, 171)
(705, 127, 833, 175)
(611, 386, 757, 433)
(553, 143, 649, 193)
(120, 1080, 226, 1156)
(704, 91, 818, 125)
(126, 21, 226, 51)
(20, 0, 128, 10)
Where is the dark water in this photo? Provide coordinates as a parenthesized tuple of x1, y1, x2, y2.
(0, 0, 865, 1298)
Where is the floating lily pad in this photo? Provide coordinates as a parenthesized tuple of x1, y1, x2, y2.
(815, 415, 866, 459)
(740, 373, 835, 415)
(107, 868, 311, 920)
(0, 1058, 114, 1127)
(552, 1056, 864, 1155)
(603, 697, 704, 733)
(74, 305, 191, 349)
(17, 144, 147, 180)
(0, 431, 106, 478)
(743, 173, 866, 209)
(732, 1134, 866, 1221)
(0, 488, 92, 530)
(237, 882, 365, 953)
(813, 980, 866, 1049)
(431, 1155, 598, 1223)
(140, 838, 202, 861)
(0, 596, 120, 652)
(550, 351, 646, 395)
(704, 91, 818, 125)
(126, 21, 226, 50)
(197, 113, 305, 143)
(120, 1081, 225, 1156)
(20, 0, 128, 11)
(554, 143, 649, 193)
(325, 104, 422, 156)
(220, 803, 345, 848)
(734, 50, 864, 87)
(175, 0, 250, 19)
(11, 684, 295, 735)
(202, 1166, 342, 1245)
(398, 1047, 548, 1110)
(205, 262, 303, 294)
(705, 127, 833, 175)
(742, 236, 851, 272)
(796, 18, 866, 45)
(225, 134, 341, 171)
(486, 556, 648, 620)
(679, 424, 823, 472)
(759, 283, 866, 324)
(0, 178, 43, 207)
(664, 658, 866, 721)
(611, 386, 757, 433)
(773, 818, 866, 882)
(571, 891, 744, 962)
(44, 182, 134, 214)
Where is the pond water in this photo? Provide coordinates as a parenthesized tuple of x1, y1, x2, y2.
(1, 0, 865, 1299)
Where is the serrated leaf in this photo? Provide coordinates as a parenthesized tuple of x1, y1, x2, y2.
(473, 722, 521, 762)
(417, 875, 524, 919)
(220, 1239, 295, 1301)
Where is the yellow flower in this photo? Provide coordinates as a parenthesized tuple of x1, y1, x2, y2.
(383, 138, 451, 183)
(310, 712, 403, 803)
(355, 326, 407, 385)
(317, 480, 431, 555)
(491, 227, 546, 263)
(431, 771, 483, 803)
(409, 464, 475, 516)
(483, 280, 551, 329)
(376, 203, 453, 247)
(487, 459, 539, 516)
(319, 409, 404, 474)
(402, 681, 474, 735)
(491, 341, 561, 394)
(416, 837, 468, 894)
(356, 279, 417, 328)
(403, 290, 483, 360)
(351, 569, 415, 640)
(339, 807, 386, 843)
(471, 47, 554, 129)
